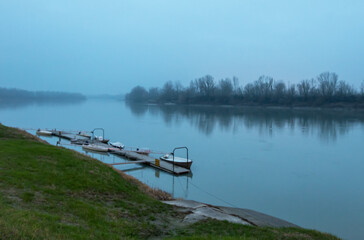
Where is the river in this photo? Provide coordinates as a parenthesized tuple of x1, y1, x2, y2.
(1, 99, 363, 240)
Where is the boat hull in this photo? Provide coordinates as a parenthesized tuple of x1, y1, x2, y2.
(82, 144, 109, 152)
(160, 156, 192, 169)
(135, 151, 150, 155)
(36, 130, 52, 136)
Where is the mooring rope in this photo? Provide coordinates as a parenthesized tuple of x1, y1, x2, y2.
(189, 181, 238, 208)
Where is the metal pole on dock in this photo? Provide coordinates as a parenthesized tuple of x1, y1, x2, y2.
(172, 146, 189, 171)
(91, 128, 105, 140)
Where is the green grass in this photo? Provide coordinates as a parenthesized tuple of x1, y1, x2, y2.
(0, 124, 340, 239)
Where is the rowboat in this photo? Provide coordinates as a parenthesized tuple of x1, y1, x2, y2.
(82, 144, 109, 152)
(134, 148, 151, 155)
(110, 142, 125, 149)
(95, 136, 110, 144)
(71, 138, 90, 145)
(160, 153, 193, 169)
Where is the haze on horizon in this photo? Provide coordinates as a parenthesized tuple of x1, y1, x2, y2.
(1, 0, 364, 95)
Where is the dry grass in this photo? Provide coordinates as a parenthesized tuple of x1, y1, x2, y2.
(115, 169, 173, 201)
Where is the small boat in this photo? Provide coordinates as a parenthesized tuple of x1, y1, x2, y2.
(71, 138, 90, 145)
(78, 131, 91, 138)
(160, 153, 193, 169)
(82, 144, 109, 152)
(110, 142, 125, 149)
(36, 129, 52, 136)
(95, 136, 110, 144)
(135, 148, 151, 155)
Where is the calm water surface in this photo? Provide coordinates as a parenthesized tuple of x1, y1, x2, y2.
(1, 99, 364, 240)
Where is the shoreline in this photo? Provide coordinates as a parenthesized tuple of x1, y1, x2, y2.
(125, 100, 364, 113)
(26, 127, 299, 228)
(0, 123, 339, 239)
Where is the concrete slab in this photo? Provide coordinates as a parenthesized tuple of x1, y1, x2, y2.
(219, 206, 298, 228)
(164, 199, 250, 225)
(163, 199, 298, 228)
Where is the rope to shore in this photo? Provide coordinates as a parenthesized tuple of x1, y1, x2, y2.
(189, 181, 238, 208)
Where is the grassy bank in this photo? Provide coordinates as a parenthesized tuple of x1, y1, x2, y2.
(0, 124, 339, 239)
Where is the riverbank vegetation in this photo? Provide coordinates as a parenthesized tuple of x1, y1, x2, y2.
(0, 87, 86, 107)
(0, 124, 339, 239)
(126, 72, 364, 108)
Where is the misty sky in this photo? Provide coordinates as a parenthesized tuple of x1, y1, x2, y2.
(1, 0, 364, 94)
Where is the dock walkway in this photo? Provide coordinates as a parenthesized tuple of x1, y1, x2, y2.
(50, 130, 191, 175)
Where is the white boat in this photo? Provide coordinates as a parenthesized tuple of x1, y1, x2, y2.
(135, 148, 151, 155)
(110, 142, 125, 149)
(160, 153, 193, 169)
(36, 129, 52, 136)
(95, 136, 110, 144)
(82, 144, 109, 152)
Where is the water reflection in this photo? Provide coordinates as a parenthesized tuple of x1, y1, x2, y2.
(126, 103, 364, 141)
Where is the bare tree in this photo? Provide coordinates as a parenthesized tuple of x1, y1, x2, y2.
(273, 81, 286, 98)
(218, 78, 233, 97)
(198, 75, 215, 97)
(161, 81, 175, 102)
(360, 80, 364, 96)
(317, 72, 338, 98)
(336, 81, 355, 97)
(297, 79, 312, 99)
(232, 76, 240, 95)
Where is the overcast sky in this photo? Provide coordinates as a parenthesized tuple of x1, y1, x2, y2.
(1, 0, 364, 94)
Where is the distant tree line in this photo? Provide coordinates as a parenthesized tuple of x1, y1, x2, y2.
(126, 72, 364, 107)
(0, 88, 86, 103)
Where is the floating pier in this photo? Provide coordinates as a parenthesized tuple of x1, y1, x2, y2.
(49, 129, 191, 175)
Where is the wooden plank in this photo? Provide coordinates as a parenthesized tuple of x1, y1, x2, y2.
(150, 160, 190, 174)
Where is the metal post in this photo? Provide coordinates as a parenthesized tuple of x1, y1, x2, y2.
(91, 128, 105, 142)
(172, 146, 189, 173)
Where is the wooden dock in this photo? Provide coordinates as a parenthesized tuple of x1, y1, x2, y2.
(50, 130, 191, 175)
(52, 130, 89, 141)
(111, 150, 191, 175)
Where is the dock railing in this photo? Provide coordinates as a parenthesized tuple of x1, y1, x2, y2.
(91, 128, 104, 141)
(172, 147, 189, 172)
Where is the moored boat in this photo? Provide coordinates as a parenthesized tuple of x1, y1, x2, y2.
(160, 153, 193, 169)
(95, 136, 110, 144)
(110, 142, 125, 149)
(133, 148, 151, 155)
(36, 129, 52, 136)
(71, 138, 90, 145)
(82, 144, 109, 152)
